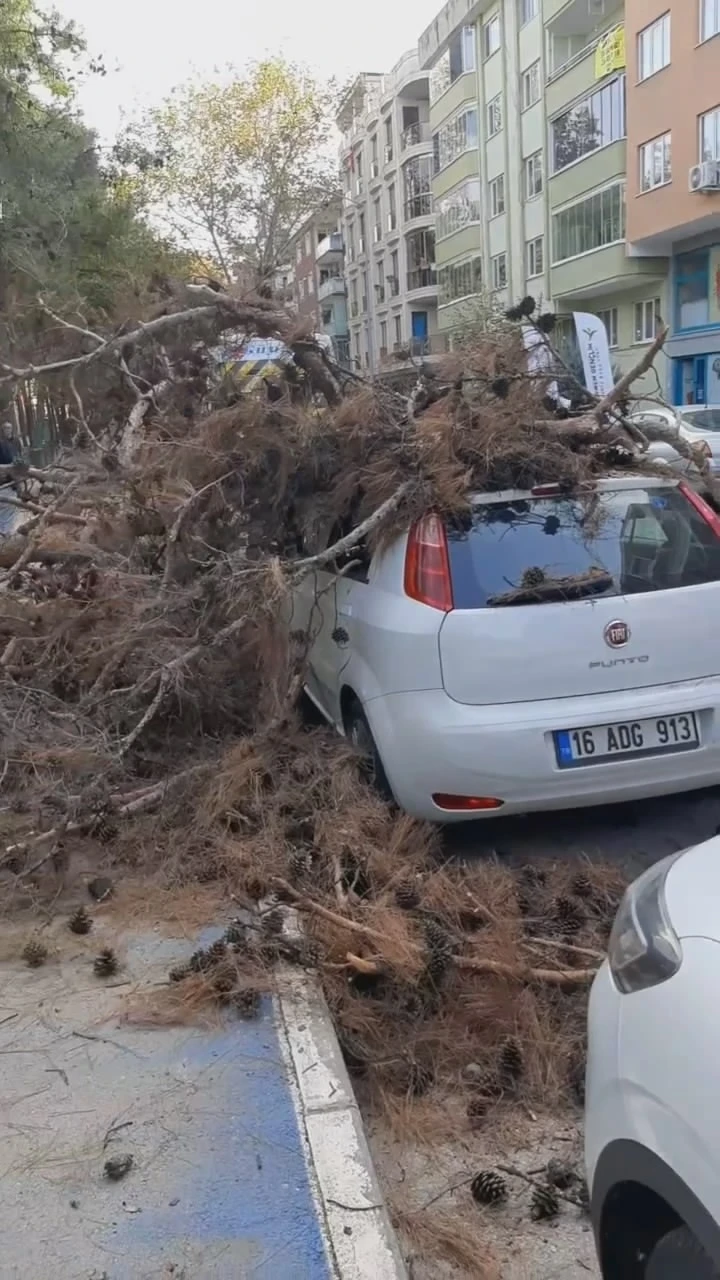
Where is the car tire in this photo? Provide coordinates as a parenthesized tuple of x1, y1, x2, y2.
(345, 700, 392, 800)
(646, 1226, 720, 1279)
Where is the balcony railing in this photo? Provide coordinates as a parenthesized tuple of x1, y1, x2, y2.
(318, 275, 346, 300)
(401, 121, 431, 150)
(316, 232, 344, 264)
(391, 334, 449, 359)
(406, 267, 437, 292)
(404, 193, 433, 221)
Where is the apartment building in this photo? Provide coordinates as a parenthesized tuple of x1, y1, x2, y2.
(625, 0, 720, 405)
(419, 0, 548, 331)
(288, 200, 350, 365)
(337, 58, 442, 374)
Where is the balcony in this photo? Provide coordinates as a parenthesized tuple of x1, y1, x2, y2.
(316, 232, 344, 266)
(318, 275, 346, 301)
(551, 243, 667, 303)
(381, 333, 449, 365)
(406, 267, 437, 293)
(401, 121, 431, 152)
(404, 193, 433, 223)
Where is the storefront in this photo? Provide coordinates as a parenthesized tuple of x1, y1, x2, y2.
(669, 244, 720, 406)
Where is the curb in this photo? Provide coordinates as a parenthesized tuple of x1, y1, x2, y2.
(276, 969, 408, 1280)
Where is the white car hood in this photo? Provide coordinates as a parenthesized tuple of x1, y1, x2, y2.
(664, 835, 720, 941)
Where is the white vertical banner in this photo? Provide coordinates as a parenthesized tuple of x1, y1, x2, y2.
(522, 325, 558, 402)
(572, 312, 614, 397)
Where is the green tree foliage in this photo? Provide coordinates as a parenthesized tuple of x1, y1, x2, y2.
(0, 0, 185, 352)
(117, 58, 339, 287)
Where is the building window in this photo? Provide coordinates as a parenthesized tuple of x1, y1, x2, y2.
(373, 198, 382, 242)
(394, 315, 402, 345)
(438, 255, 483, 305)
(483, 13, 501, 59)
(433, 107, 479, 171)
(675, 250, 709, 330)
(521, 61, 541, 110)
(489, 174, 505, 217)
(358, 213, 366, 255)
(491, 252, 507, 290)
(596, 308, 618, 348)
(437, 179, 482, 238)
(524, 151, 543, 198)
(380, 320, 388, 352)
(519, 0, 538, 25)
(552, 182, 625, 263)
(639, 133, 671, 191)
(487, 95, 503, 138)
(551, 76, 626, 173)
(701, 0, 720, 41)
(526, 236, 544, 278)
(634, 298, 661, 343)
(638, 13, 670, 80)
(700, 107, 720, 162)
(388, 184, 397, 230)
(403, 154, 434, 220)
(430, 25, 476, 102)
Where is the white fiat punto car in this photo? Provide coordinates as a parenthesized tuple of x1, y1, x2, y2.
(292, 475, 720, 822)
(586, 837, 720, 1278)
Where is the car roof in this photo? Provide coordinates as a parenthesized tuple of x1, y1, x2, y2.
(469, 475, 679, 506)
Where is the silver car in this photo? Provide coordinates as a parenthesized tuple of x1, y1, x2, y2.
(293, 474, 720, 823)
(629, 405, 720, 477)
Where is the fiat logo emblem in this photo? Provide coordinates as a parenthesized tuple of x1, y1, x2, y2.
(604, 620, 630, 648)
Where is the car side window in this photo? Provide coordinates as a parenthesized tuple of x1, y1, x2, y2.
(325, 516, 371, 583)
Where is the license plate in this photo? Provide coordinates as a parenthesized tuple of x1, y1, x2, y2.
(555, 712, 700, 767)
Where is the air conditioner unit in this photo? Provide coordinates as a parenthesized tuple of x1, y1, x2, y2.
(689, 161, 720, 193)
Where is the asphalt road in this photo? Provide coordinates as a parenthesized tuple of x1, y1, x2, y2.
(446, 784, 720, 876)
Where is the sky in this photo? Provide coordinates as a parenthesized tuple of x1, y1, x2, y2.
(59, 0, 446, 143)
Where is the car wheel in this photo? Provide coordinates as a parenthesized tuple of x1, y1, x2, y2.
(646, 1226, 720, 1279)
(345, 700, 392, 799)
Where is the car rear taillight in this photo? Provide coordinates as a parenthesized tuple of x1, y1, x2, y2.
(432, 794, 504, 812)
(679, 481, 720, 537)
(404, 514, 454, 612)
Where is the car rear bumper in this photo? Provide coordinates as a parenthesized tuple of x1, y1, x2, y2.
(365, 679, 720, 822)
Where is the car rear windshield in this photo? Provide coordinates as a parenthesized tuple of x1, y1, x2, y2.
(446, 486, 720, 609)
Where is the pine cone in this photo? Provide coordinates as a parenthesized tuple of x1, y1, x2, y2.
(22, 939, 48, 968)
(188, 948, 210, 973)
(95, 817, 119, 845)
(519, 865, 546, 889)
(467, 1095, 491, 1129)
(547, 1158, 576, 1190)
(223, 919, 247, 950)
(262, 907, 284, 937)
(234, 988, 261, 1019)
(168, 964, 190, 983)
(471, 1171, 508, 1206)
(570, 872, 594, 901)
(498, 1038, 524, 1091)
(288, 847, 312, 882)
(554, 895, 586, 937)
(394, 879, 421, 911)
(93, 947, 118, 978)
(87, 876, 114, 902)
(204, 939, 228, 966)
(68, 906, 92, 935)
(531, 1184, 559, 1221)
(423, 918, 454, 979)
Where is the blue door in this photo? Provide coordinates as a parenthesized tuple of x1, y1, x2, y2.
(674, 356, 707, 405)
(411, 311, 428, 355)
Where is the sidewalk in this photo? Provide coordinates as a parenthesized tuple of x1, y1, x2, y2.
(0, 920, 406, 1280)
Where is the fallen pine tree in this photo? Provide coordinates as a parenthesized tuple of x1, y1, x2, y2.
(0, 284, 702, 1264)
